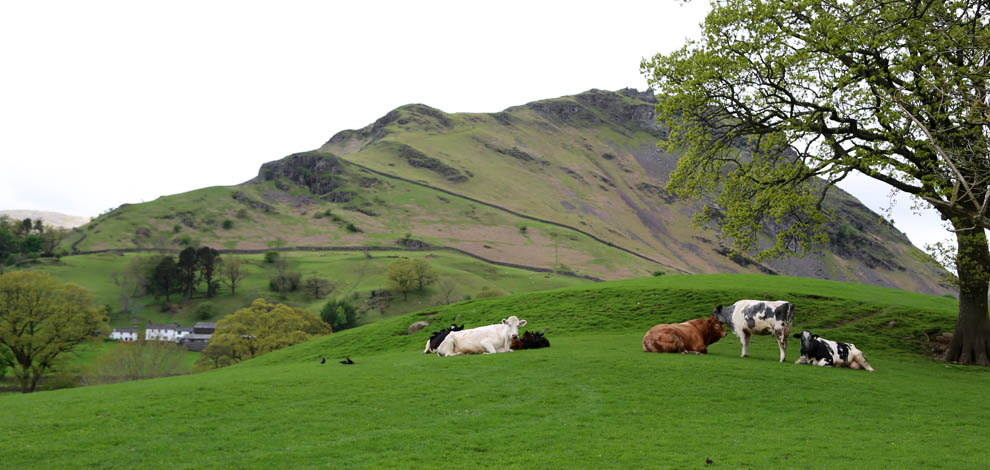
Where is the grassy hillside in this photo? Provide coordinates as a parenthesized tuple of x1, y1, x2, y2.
(2, 274, 985, 469)
(28, 250, 593, 328)
(62, 89, 948, 294)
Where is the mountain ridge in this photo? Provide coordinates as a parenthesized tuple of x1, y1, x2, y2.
(66, 88, 949, 295)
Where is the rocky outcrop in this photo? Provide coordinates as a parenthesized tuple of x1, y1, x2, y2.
(394, 143, 469, 183)
(256, 151, 348, 198)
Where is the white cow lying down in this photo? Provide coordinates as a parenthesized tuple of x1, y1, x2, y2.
(435, 316, 527, 357)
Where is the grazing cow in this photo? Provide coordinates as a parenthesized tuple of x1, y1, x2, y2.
(422, 324, 464, 354)
(793, 330, 874, 372)
(510, 331, 550, 350)
(642, 316, 727, 354)
(714, 300, 794, 362)
(435, 316, 527, 357)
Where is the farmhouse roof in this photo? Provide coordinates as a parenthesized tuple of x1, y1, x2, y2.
(112, 328, 138, 333)
(146, 323, 178, 330)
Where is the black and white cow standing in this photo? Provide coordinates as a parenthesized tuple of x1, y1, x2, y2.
(793, 330, 875, 372)
(713, 300, 794, 362)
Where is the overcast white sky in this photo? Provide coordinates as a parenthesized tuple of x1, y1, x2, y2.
(0, 0, 951, 250)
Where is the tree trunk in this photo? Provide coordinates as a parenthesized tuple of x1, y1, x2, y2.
(945, 218, 990, 366)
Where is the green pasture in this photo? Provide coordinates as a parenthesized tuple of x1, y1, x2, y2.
(27, 250, 593, 328)
(1, 274, 986, 468)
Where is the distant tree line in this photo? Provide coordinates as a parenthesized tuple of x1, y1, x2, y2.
(113, 247, 240, 312)
(0, 216, 69, 272)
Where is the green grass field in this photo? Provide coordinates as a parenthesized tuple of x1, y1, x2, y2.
(1, 274, 987, 469)
(27, 250, 594, 328)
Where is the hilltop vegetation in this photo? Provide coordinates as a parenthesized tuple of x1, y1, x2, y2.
(1, 274, 986, 469)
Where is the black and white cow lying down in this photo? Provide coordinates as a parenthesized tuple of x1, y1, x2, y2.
(422, 324, 464, 354)
(714, 300, 794, 362)
(793, 330, 875, 372)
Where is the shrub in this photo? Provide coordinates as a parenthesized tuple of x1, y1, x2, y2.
(652, 270, 666, 277)
(83, 341, 188, 385)
(221, 219, 234, 230)
(320, 298, 358, 331)
(476, 286, 508, 298)
(519, 225, 528, 234)
(345, 223, 361, 233)
(303, 278, 335, 300)
(173, 224, 182, 233)
(264, 251, 279, 263)
(195, 301, 216, 320)
(270, 271, 302, 293)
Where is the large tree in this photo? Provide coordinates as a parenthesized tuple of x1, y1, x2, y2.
(0, 272, 109, 392)
(643, 0, 989, 364)
(196, 298, 330, 369)
(220, 255, 247, 295)
(177, 247, 199, 301)
(197, 246, 220, 298)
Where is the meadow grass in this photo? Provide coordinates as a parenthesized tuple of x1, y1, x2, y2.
(1, 274, 986, 469)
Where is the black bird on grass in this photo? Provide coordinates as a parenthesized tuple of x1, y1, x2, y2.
(320, 357, 326, 364)
(339, 357, 355, 365)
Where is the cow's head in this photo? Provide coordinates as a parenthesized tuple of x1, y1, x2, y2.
(712, 305, 730, 325)
(793, 330, 818, 353)
(706, 315, 728, 343)
(501, 316, 527, 340)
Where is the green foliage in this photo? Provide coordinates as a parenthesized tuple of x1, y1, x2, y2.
(643, 0, 990, 363)
(475, 286, 508, 298)
(150, 256, 180, 302)
(385, 259, 417, 300)
(82, 340, 188, 385)
(221, 219, 234, 230)
(651, 270, 665, 277)
(319, 298, 358, 331)
(197, 246, 220, 297)
(344, 223, 360, 233)
(302, 277, 334, 301)
(196, 298, 330, 369)
(263, 251, 279, 263)
(194, 301, 216, 320)
(0, 271, 110, 392)
(269, 271, 301, 294)
(172, 224, 181, 233)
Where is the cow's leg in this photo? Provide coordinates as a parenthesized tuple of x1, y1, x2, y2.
(740, 331, 751, 357)
(479, 339, 498, 354)
(854, 353, 876, 372)
(775, 330, 787, 362)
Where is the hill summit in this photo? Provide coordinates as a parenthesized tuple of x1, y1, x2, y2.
(69, 89, 949, 295)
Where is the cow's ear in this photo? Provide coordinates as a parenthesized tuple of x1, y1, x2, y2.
(502, 318, 508, 325)
(518, 319, 527, 327)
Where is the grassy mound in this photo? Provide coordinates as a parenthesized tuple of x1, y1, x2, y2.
(2, 274, 987, 469)
(250, 274, 957, 366)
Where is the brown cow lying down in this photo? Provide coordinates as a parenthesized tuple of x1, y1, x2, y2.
(510, 331, 550, 350)
(642, 316, 727, 354)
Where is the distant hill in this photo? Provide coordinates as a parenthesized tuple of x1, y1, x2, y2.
(1, 209, 90, 228)
(65, 89, 950, 295)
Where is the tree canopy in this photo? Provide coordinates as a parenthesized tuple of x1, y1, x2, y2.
(0, 271, 109, 392)
(197, 298, 330, 369)
(643, 0, 989, 364)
